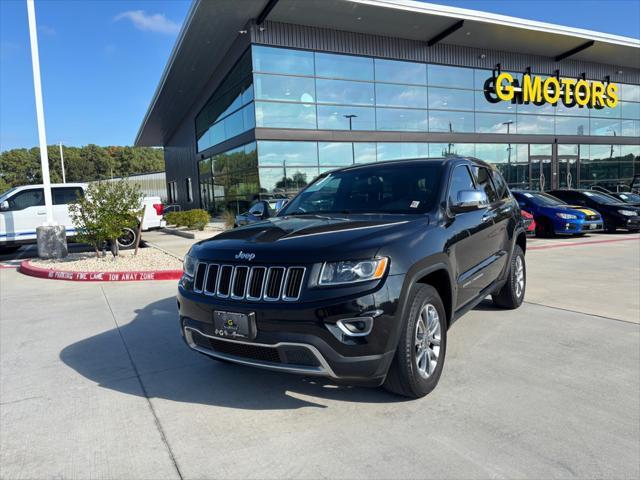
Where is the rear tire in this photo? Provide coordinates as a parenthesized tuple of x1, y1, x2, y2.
(383, 284, 447, 399)
(492, 245, 526, 309)
(117, 227, 138, 250)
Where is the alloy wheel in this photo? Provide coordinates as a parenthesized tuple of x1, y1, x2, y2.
(414, 303, 441, 379)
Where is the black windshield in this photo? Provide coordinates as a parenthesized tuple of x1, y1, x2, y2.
(279, 163, 443, 216)
(528, 192, 567, 206)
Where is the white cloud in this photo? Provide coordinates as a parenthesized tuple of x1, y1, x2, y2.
(114, 10, 180, 35)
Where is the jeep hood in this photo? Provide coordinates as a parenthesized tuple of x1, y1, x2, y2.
(189, 214, 427, 264)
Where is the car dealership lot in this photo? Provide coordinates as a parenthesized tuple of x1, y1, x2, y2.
(1, 234, 639, 479)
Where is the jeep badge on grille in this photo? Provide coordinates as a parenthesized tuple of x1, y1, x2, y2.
(235, 251, 256, 261)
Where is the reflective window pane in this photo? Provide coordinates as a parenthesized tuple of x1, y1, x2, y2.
(315, 52, 373, 81)
(223, 109, 244, 139)
(589, 102, 621, 119)
(620, 84, 640, 102)
(377, 143, 428, 161)
(255, 102, 317, 129)
(622, 119, 640, 137)
(428, 87, 474, 111)
(474, 90, 515, 113)
(556, 103, 589, 116)
(317, 105, 375, 130)
(475, 113, 516, 134)
(517, 114, 554, 135)
(590, 118, 621, 136)
(375, 58, 426, 85)
(376, 84, 427, 108)
(353, 143, 377, 164)
(279, 167, 319, 192)
(428, 64, 474, 89)
(475, 144, 513, 163)
(252, 45, 314, 75)
(428, 110, 474, 133)
(316, 79, 374, 105)
(555, 116, 589, 136)
(254, 74, 315, 103)
(257, 141, 318, 166)
(429, 143, 475, 157)
(376, 108, 428, 131)
(474, 69, 494, 90)
(621, 101, 640, 119)
(517, 100, 555, 116)
(318, 142, 354, 166)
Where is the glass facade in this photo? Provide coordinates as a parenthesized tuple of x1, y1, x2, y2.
(250, 45, 640, 137)
(192, 44, 640, 213)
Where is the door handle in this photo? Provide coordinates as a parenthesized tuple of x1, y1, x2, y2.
(482, 213, 494, 223)
(36, 210, 46, 215)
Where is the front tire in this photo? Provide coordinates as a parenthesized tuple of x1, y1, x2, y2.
(383, 284, 447, 398)
(492, 245, 526, 309)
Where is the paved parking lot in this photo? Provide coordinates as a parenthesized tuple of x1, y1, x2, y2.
(1, 233, 639, 479)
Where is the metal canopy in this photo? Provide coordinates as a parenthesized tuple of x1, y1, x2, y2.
(135, 0, 640, 146)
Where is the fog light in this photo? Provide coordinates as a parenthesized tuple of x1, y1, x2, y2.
(336, 317, 374, 337)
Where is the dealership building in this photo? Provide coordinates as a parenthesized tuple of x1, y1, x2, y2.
(135, 0, 640, 213)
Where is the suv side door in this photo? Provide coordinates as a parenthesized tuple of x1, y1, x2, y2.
(445, 164, 494, 307)
(1, 188, 45, 242)
(52, 187, 84, 236)
(468, 165, 509, 294)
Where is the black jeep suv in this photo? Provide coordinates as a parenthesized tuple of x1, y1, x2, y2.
(178, 158, 527, 398)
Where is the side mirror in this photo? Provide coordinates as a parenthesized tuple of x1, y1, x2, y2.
(0, 201, 9, 211)
(258, 200, 271, 219)
(451, 190, 488, 213)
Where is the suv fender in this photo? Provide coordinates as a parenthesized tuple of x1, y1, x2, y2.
(384, 257, 454, 355)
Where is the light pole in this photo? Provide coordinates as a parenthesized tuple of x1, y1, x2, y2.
(344, 114, 357, 163)
(503, 121, 514, 183)
(27, 0, 67, 258)
(59, 141, 66, 183)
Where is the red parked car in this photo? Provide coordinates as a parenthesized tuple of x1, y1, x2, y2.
(521, 210, 536, 235)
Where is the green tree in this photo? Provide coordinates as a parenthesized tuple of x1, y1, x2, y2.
(69, 181, 143, 257)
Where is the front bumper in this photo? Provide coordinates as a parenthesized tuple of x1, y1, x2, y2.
(554, 219, 603, 235)
(177, 276, 404, 385)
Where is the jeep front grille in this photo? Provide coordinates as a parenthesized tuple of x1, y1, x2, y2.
(193, 263, 305, 301)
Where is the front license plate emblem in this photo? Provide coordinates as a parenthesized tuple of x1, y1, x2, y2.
(213, 311, 255, 340)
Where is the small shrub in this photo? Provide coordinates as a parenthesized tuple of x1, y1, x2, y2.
(165, 209, 209, 230)
(69, 181, 143, 257)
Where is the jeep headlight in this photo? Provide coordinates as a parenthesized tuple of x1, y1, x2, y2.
(319, 258, 389, 285)
(556, 213, 577, 220)
(618, 209, 638, 217)
(183, 253, 197, 277)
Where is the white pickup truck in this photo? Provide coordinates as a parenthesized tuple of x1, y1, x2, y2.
(0, 183, 165, 253)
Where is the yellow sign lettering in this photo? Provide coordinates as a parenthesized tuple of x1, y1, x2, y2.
(543, 77, 561, 104)
(590, 82, 605, 108)
(574, 80, 590, 106)
(522, 75, 542, 103)
(495, 72, 514, 101)
(605, 83, 618, 108)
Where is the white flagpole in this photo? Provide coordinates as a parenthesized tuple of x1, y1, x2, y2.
(59, 141, 66, 183)
(26, 0, 54, 226)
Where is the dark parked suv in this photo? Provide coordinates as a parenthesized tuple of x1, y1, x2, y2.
(178, 158, 527, 398)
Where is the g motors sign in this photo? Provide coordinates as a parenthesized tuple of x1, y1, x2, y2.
(484, 72, 619, 109)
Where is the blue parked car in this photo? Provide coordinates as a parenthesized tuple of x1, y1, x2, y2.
(512, 190, 604, 237)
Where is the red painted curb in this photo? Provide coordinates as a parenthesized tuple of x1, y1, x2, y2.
(529, 236, 640, 251)
(19, 259, 183, 282)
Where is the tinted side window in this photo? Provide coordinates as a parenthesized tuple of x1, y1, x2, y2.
(8, 189, 45, 210)
(472, 166, 499, 203)
(249, 203, 264, 215)
(448, 165, 476, 205)
(490, 170, 510, 199)
(53, 187, 83, 205)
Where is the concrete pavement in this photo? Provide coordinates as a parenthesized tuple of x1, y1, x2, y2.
(0, 234, 638, 479)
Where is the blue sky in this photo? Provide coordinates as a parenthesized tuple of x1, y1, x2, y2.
(1, 0, 638, 151)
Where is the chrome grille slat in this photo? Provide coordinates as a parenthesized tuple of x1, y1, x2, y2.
(193, 263, 207, 293)
(247, 267, 267, 300)
(195, 263, 306, 302)
(216, 265, 233, 298)
(204, 264, 219, 295)
(264, 267, 286, 301)
(231, 266, 249, 299)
